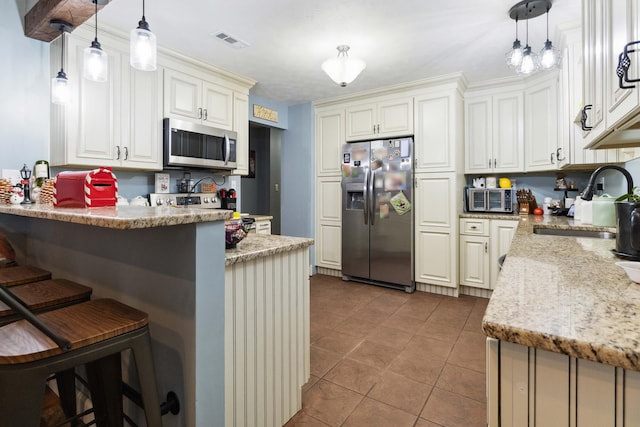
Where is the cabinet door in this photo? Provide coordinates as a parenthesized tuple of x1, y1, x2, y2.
(465, 97, 493, 173)
(582, 0, 606, 141)
(416, 230, 455, 288)
(525, 78, 558, 172)
(316, 223, 342, 269)
(316, 108, 345, 176)
(489, 220, 517, 288)
(377, 97, 413, 138)
(415, 174, 454, 229)
(345, 104, 376, 141)
(493, 92, 524, 172)
(203, 81, 233, 130)
(315, 177, 342, 269)
(459, 235, 490, 289)
(233, 93, 249, 175)
(605, 0, 640, 128)
(415, 92, 455, 172)
(164, 68, 202, 121)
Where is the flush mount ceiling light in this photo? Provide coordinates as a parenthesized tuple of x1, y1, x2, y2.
(130, 0, 157, 71)
(321, 45, 366, 87)
(507, 0, 556, 76)
(50, 19, 74, 105)
(83, 0, 108, 82)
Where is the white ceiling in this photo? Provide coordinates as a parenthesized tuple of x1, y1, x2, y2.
(97, 0, 580, 106)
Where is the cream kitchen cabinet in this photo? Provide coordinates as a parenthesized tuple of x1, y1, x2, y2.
(414, 173, 458, 289)
(581, 0, 607, 145)
(164, 68, 233, 130)
(345, 96, 413, 141)
(524, 75, 559, 172)
(315, 108, 345, 176)
(459, 218, 517, 290)
(232, 93, 249, 175)
(414, 88, 464, 172)
(465, 90, 524, 174)
(315, 176, 342, 270)
(50, 28, 162, 170)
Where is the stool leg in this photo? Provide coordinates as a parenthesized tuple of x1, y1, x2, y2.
(55, 368, 79, 426)
(130, 331, 163, 427)
(0, 369, 47, 427)
(86, 353, 123, 427)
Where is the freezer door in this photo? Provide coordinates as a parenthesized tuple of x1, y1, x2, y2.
(341, 142, 370, 279)
(369, 138, 413, 287)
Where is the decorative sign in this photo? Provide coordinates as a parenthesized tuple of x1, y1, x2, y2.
(253, 104, 279, 123)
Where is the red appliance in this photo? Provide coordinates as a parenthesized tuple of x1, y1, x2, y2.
(53, 167, 118, 208)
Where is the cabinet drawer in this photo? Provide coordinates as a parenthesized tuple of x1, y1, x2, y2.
(460, 218, 489, 236)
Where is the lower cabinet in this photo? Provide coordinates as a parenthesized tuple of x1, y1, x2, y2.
(315, 177, 342, 270)
(459, 218, 517, 290)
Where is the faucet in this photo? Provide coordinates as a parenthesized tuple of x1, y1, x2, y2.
(581, 165, 634, 201)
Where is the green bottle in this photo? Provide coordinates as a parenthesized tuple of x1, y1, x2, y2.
(33, 160, 49, 188)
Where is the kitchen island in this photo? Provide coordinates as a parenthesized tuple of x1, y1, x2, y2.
(0, 204, 312, 427)
(482, 215, 640, 427)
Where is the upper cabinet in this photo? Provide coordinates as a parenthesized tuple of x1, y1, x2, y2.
(316, 108, 345, 176)
(524, 74, 559, 172)
(465, 89, 524, 174)
(164, 68, 233, 130)
(345, 96, 413, 141)
(232, 93, 249, 176)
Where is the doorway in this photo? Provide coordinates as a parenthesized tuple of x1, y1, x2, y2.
(241, 124, 281, 234)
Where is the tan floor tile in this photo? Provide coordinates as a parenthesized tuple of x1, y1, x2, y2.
(403, 335, 454, 361)
(394, 299, 440, 321)
(302, 375, 320, 395)
(310, 346, 343, 377)
(324, 358, 382, 394)
(384, 311, 427, 331)
(365, 293, 410, 314)
(310, 325, 332, 344)
(425, 306, 470, 329)
(313, 330, 364, 356)
(347, 340, 402, 370)
(420, 387, 486, 427)
(447, 331, 487, 373)
(387, 352, 445, 385)
(347, 306, 392, 325)
(310, 312, 348, 329)
(284, 411, 330, 426)
(463, 309, 486, 333)
(302, 380, 364, 426)
(435, 363, 486, 403)
(367, 370, 432, 415)
(366, 325, 414, 348)
(342, 397, 417, 427)
(333, 318, 378, 338)
(415, 322, 462, 344)
(414, 418, 443, 427)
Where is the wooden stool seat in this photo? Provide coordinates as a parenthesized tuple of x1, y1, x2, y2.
(0, 279, 92, 324)
(0, 265, 51, 287)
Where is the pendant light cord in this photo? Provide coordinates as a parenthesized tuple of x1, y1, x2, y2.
(142, 0, 146, 21)
(61, 29, 65, 73)
(94, 0, 98, 43)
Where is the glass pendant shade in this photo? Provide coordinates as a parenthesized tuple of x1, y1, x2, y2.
(130, 26, 157, 71)
(539, 40, 561, 69)
(83, 41, 108, 82)
(51, 71, 70, 105)
(322, 45, 366, 87)
(517, 46, 539, 75)
(505, 39, 523, 69)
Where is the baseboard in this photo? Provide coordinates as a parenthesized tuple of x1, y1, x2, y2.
(415, 282, 459, 297)
(459, 285, 493, 298)
(315, 267, 342, 277)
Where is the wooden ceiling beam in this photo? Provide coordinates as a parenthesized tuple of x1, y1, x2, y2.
(24, 0, 106, 43)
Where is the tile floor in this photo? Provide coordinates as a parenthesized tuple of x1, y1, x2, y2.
(285, 274, 489, 427)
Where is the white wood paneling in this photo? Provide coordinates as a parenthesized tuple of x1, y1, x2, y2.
(576, 360, 615, 427)
(535, 349, 570, 426)
(500, 341, 529, 427)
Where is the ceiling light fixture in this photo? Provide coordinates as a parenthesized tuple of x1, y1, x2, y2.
(507, 0, 554, 76)
(50, 19, 74, 105)
(83, 0, 108, 82)
(321, 45, 366, 87)
(130, 0, 157, 71)
(539, 6, 561, 69)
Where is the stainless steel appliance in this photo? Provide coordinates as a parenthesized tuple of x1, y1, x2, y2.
(163, 118, 237, 171)
(149, 192, 220, 208)
(466, 187, 514, 213)
(341, 137, 414, 293)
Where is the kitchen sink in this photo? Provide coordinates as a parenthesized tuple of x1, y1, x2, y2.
(533, 227, 616, 239)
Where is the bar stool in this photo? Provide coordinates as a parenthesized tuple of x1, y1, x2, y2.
(0, 298, 162, 427)
(0, 265, 51, 287)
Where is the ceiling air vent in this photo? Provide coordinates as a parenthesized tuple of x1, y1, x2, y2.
(212, 31, 249, 49)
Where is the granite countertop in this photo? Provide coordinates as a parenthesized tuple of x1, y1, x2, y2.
(225, 234, 314, 266)
(481, 214, 640, 370)
(0, 204, 232, 230)
(460, 212, 521, 221)
(242, 214, 274, 221)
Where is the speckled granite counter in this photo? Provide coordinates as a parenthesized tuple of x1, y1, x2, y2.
(460, 212, 521, 221)
(225, 234, 313, 266)
(481, 214, 640, 370)
(0, 204, 232, 229)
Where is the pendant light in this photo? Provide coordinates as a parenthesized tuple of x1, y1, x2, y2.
(516, 8, 539, 75)
(50, 19, 74, 105)
(505, 18, 523, 69)
(130, 0, 157, 71)
(83, 0, 108, 82)
(539, 6, 561, 69)
(321, 45, 366, 87)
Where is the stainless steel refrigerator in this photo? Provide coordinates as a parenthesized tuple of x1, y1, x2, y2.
(341, 137, 414, 293)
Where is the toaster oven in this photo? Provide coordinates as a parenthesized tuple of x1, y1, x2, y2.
(466, 187, 514, 213)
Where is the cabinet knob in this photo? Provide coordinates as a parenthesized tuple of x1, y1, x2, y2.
(485, 242, 488, 253)
(124, 147, 129, 161)
(203, 109, 208, 120)
(470, 226, 477, 229)
(550, 152, 555, 164)
(493, 158, 497, 168)
(115, 145, 121, 160)
(198, 107, 203, 119)
(556, 147, 566, 162)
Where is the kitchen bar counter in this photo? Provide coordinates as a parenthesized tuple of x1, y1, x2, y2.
(225, 234, 313, 266)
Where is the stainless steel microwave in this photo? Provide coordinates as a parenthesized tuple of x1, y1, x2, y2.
(466, 187, 514, 213)
(163, 118, 237, 171)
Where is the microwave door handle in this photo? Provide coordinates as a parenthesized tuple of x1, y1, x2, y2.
(223, 134, 230, 165)
(363, 167, 369, 225)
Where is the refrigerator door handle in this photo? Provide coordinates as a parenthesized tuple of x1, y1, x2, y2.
(370, 169, 376, 226)
(363, 167, 369, 225)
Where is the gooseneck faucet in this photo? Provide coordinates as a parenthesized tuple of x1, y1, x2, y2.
(581, 165, 634, 201)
